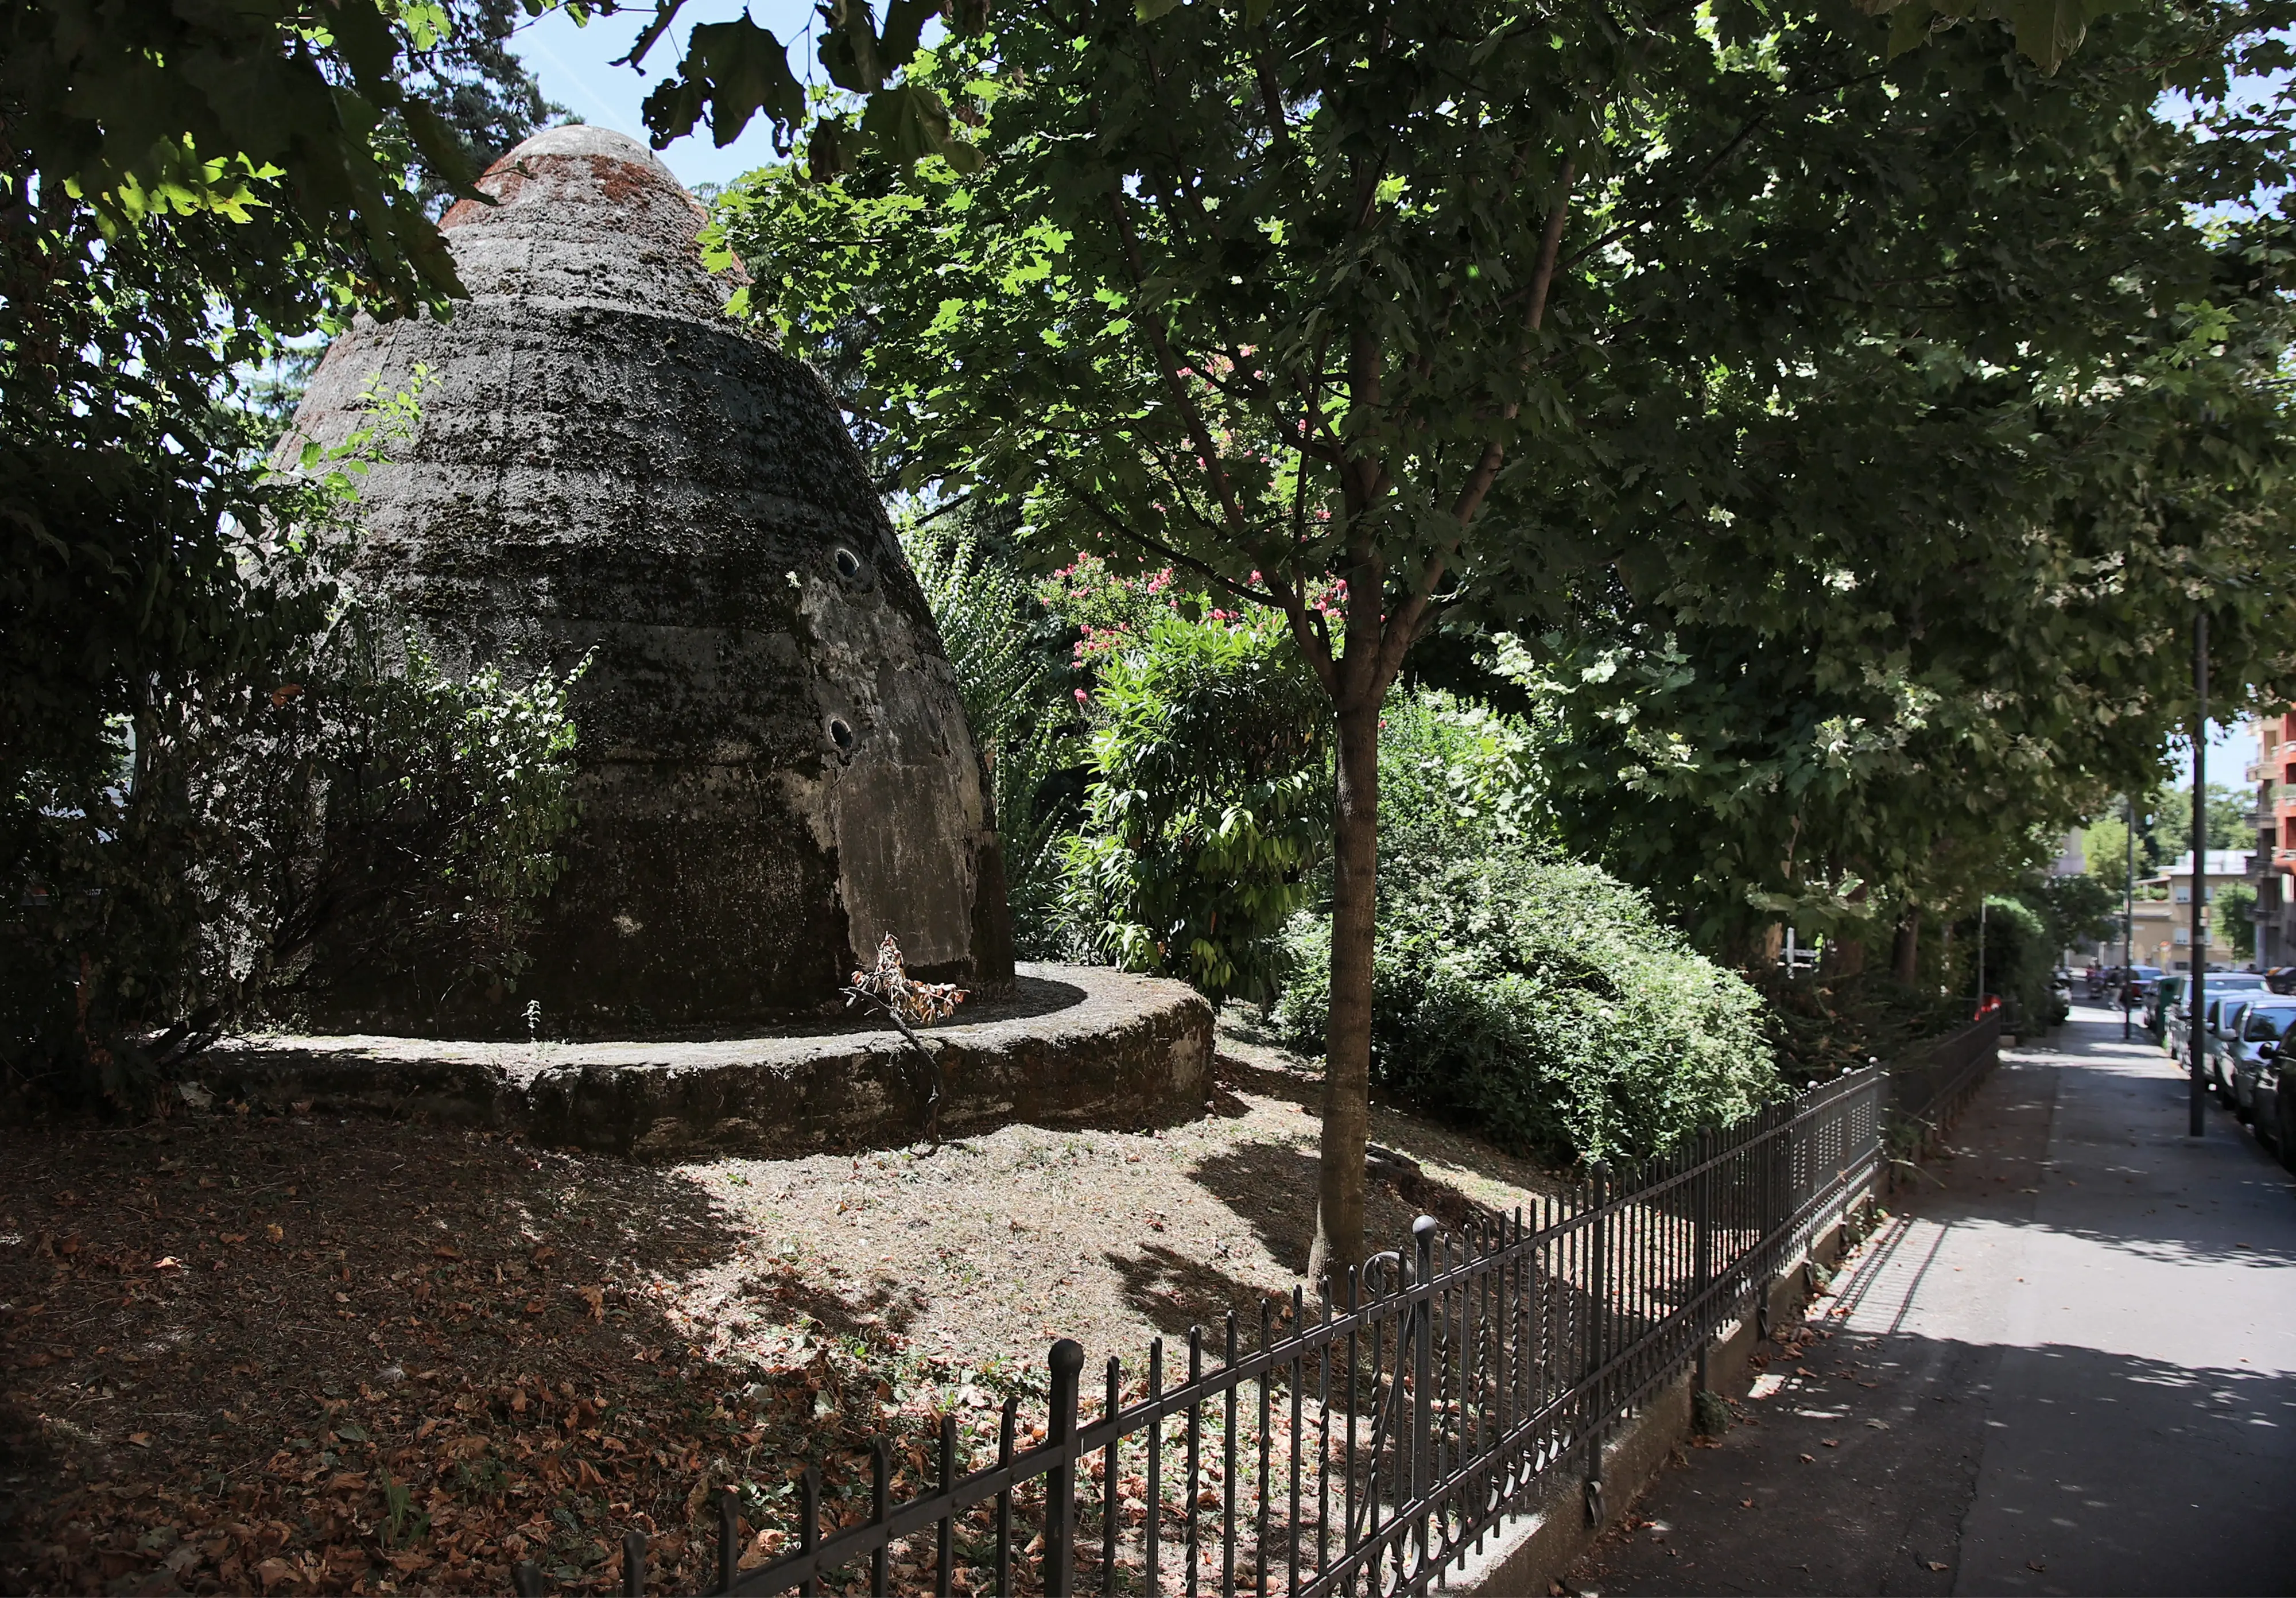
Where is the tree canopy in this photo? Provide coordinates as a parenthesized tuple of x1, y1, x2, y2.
(709, 0, 2295, 1270)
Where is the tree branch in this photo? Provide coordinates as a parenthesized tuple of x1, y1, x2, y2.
(1107, 184, 1258, 541)
(1046, 468, 1279, 610)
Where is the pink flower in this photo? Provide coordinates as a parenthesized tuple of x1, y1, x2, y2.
(1074, 688, 1089, 705)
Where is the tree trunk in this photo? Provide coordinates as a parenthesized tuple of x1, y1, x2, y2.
(1308, 694, 1380, 1293)
(1891, 909, 1921, 984)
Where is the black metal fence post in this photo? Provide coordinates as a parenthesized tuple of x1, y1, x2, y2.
(869, 1437, 891, 1598)
(1584, 1163, 1608, 1526)
(1411, 1215, 1436, 1569)
(1045, 1337, 1085, 1598)
(936, 1414, 957, 1598)
(719, 1487, 740, 1595)
(797, 1469, 820, 1598)
(1693, 1128, 1713, 1397)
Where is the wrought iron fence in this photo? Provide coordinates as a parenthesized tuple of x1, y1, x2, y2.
(512, 1068, 1886, 1598)
(1883, 1013, 2002, 1168)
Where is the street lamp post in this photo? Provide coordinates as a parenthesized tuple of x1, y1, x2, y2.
(2123, 793, 2135, 1042)
(1974, 897, 1988, 1020)
(2190, 609, 2208, 1139)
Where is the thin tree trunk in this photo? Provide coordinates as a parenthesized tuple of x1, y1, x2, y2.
(1308, 693, 1380, 1291)
(1891, 909, 1921, 984)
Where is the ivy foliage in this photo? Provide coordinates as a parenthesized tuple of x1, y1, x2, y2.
(1066, 614, 1329, 1003)
(1957, 893, 2056, 1027)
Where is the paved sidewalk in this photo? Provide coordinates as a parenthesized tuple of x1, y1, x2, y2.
(1565, 1006, 2296, 1597)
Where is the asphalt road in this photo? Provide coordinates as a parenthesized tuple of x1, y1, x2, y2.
(1564, 1004, 2296, 1597)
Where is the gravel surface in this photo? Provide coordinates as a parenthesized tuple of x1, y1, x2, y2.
(665, 1014, 1558, 1379)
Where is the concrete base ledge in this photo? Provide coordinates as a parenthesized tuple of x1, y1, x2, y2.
(1448, 1208, 1867, 1595)
(191, 963, 1212, 1161)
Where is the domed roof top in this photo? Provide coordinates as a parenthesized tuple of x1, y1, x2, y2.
(436, 124, 748, 323)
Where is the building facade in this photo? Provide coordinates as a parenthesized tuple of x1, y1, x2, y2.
(2131, 849, 2254, 973)
(2251, 714, 2295, 968)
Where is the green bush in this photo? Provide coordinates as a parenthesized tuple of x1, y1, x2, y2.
(1954, 891, 2056, 1031)
(3, 595, 583, 1106)
(1274, 688, 1778, 1166)
(1065, 612, 1328, 1003)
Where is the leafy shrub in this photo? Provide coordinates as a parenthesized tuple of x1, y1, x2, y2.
(1375, 688, 1553, 879)
(1757, 968, 1971, 1083)
(1274, 687, 1777, 1166)
(1065, 612, 1328, 1003)
(1276, 854, 1777, 1165)
(1954, 891, 2055, 1031)
(3, 591, 584, 1108)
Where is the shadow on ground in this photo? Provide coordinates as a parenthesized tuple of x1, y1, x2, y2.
(0, 1112, 935, 1595)
(1572, 1330, 2296, 1598)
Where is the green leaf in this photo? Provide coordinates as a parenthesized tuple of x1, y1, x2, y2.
(641, 18, 805, 150)
(862, 83, 959, 168)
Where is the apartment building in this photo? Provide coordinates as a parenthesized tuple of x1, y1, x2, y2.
(2131, 849, 2252, 972)
(2250, 714, 2295, 967)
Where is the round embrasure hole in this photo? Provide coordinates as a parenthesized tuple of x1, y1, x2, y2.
(833, 546, 864, 580)
(828, 717, 856, 751)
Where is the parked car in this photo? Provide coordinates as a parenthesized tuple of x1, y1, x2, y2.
(2229, 999, 2296, 1130)
(2257, 1034, 2296, 1174)
(2169, 972, 2267, 1060)
(2205, 996, 2243, 1096)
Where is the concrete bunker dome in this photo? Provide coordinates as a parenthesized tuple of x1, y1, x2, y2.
(285, 124, 1013, 1036)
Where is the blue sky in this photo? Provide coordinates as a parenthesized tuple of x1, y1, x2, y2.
(2189, 719, 2259, 792)
(509, 2, 817, 190)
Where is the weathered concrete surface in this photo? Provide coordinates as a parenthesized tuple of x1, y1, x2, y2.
(191, 965, 1211, 1161)
(282, 125, 1011, 1035)
(1562, 1006, 2296, 1597)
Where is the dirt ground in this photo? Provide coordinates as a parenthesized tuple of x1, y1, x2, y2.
(0, 1017, 1554, 1595)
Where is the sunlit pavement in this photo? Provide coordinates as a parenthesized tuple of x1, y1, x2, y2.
(1563, 1004, 2296, 1597)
